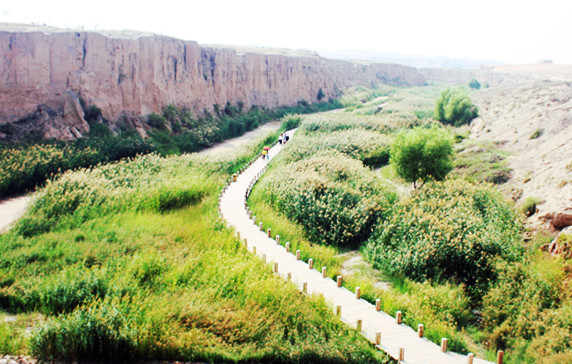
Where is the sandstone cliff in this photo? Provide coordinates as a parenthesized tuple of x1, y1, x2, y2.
(0, 24, 425, 140)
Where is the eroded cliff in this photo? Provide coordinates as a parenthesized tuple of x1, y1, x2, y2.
(0, 24, 426, 140)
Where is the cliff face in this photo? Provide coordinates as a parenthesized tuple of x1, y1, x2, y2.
(0, 26, 425, 139)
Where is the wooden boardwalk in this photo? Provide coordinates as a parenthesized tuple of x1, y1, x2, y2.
(219, 140, 495, 364)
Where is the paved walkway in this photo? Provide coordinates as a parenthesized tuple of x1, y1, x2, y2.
(0, 195, 31, 232)
(219, 136, 494, 364)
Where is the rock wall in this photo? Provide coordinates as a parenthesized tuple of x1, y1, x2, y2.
(0, 27, 426, 139)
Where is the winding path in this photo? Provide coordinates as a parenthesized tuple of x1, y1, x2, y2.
(219, 135, 495, 364)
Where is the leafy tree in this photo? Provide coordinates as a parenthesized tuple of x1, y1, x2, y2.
(317, 87, 325, 101)
(468, 78, 481, 90)
(390, 126, 454, 188)
(434, 88, 478, 126)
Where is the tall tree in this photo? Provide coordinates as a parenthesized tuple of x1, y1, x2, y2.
(390, 126, 454, 188)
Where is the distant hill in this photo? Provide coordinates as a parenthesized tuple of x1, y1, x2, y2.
(318, 49, 502, 70)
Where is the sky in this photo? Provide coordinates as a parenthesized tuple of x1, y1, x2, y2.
(2, 0, 571, 64)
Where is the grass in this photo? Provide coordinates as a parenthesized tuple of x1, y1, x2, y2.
(0, 129, 391, 363)
(246, 85, 572, 363)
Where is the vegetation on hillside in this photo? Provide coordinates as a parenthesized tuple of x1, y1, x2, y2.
(248, 85, 571, 363)
(0, 130, 390, 363)
(0, 99, 342, 199)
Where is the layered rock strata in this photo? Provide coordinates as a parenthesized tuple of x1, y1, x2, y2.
(0, 25, 425, 139)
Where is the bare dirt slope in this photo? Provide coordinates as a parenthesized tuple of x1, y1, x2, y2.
(470, 69, 572, 230)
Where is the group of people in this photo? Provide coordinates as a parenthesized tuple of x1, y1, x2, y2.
(261, 132, 290, 160)
(278, 132, 290, 145)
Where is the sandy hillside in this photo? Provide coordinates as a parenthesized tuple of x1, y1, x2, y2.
(469, 67, 572, 230)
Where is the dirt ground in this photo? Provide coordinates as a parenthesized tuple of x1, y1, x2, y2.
(470, 66, 572, 230)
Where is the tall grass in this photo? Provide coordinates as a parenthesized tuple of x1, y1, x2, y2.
(247, 85, 572, 363)
(0, 130, 390, 362)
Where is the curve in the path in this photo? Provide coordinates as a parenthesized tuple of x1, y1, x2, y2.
(219, 135, 495, 364)
(0, 195, 31, 232)
(0, 121, 282, 233)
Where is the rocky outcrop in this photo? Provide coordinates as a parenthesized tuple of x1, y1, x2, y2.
(0, 25, 426, 140)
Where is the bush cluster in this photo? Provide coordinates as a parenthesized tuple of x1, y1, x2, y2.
(261, 154, 396, 248)
(365, 179, 523, 298)
(434, 88, 478, 127)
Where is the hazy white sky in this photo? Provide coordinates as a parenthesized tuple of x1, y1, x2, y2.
(2, 0, 571, 64)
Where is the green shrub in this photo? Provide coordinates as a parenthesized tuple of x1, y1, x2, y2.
(361, 145, 391, 169)
(468, 79, 481, 90)
(434, 88, 478, 126)
(530, 129, 543, 139)
(365, 179, 523, 298)
(390, 126, 454, 188)
(480, 259, 571, 362)
(259, 154, 397, 248)
(282, 114, 302, 130)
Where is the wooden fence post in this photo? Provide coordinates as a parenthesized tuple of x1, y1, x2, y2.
(337, 276, 342, 287)
(467, 353, 474, 364)
(274, 262, 278, 273)
(356, 319, 362, 332)
(398, 347, 404, 361)
(375, 331, 381, 345)
(267, 228, 271, 237)
(308, 258, 313, 269)
(441, 338, 448, 352)
(259, 222, 263, 231)
(396, 311, 402, 324)
(296, 250, 301, 260)
(302, 282, 307, 293)
(355, 287, 361, 299)
(336, 305, 341, 316)
(275, 235, 280, 244)
(285, 242, 290, 252)
(497, 350, 504, 364)
(287, 272, 291, 280)
(262, 254, 266, 263)
(322, 267, 327, 278)
(418, 324, 424, 338)
(375, 298, 381, 312)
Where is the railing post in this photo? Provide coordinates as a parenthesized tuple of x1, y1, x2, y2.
(259, 222, 263, 231)
(418, 324, 424, 338)
(398, 347, 404, 362)
(308, 258, 313, 269)
(396, 311, 402, 324)
(497, 350, 504, 364)
(375, 298, 381, 312)
(467, 353, 474, 364)
(355, 287, 361, 299)
(275, 235, 280, 244)
(267, 228, 271, 237)
(296, 250, 301, 260)
(337, 275, 342, 287)
(441, 338, 448, 352)
(285, 242, 290, 252)
(322, 267, 327, 278)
